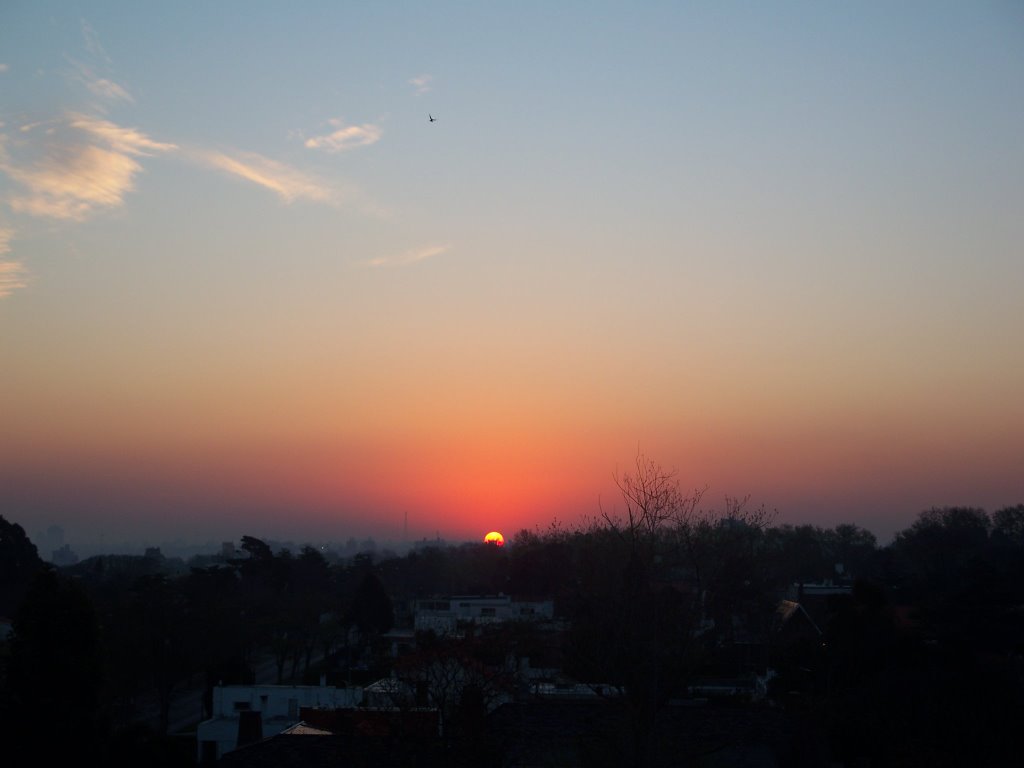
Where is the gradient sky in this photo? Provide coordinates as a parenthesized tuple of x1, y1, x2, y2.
(1, 1, 1022, 553)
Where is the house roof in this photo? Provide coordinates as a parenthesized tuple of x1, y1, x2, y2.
(216, 716, 443, 768)
(774, 599, 822, 636)
(216, 728, 348, 768)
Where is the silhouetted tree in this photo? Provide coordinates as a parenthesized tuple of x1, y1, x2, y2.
(180, 565, 247, 716)
(892, 506, 991, 598)
(349, 569, 394, 637)
(239, 534, 274, 562)
(991, 504, 1024, 547)
(290, 546, 333, 676)
(601, 454, 704, 553)
(0, 515, 45, 616)
(453, 540, 510, 594)
(235, 535, 285, 664)
(823, 523, 877, 581)
(6, 569, 105, 762)
(566, 456, 724, 768)
(126, 574, 193, 734)
(668, 493, 775, 607)
(508, 526, 575, 597)
(766, 524, 830, 587)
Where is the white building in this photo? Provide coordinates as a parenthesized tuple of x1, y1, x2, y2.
(413, 595, 554, 635)
(196, 683, 362, 762)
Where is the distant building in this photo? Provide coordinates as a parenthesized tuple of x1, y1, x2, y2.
(35, 525, 64, 562)
(51, 543, 79, 566)
(785, 581, 852, 602)
(380, 627, 418, 658)
(528, 680, 620, 699)
(413, 595, 554, 635)
(780, 581, 853, 636)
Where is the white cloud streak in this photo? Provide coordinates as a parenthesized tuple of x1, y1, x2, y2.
(195, 148, 389, 216)
(366, 243, 450, 267)
(0, 114, 176, 221)
(304, 119, 381, 154)
(409, 74, 433, 94)
(199, 150, 334, 204)
(70, 115, 175, 155)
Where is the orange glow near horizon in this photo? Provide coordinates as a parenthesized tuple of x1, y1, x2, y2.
(3, 396, 1023, 547)
(484, 531, 505, 547)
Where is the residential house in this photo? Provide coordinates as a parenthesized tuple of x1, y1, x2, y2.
(196, 683, 362, 762)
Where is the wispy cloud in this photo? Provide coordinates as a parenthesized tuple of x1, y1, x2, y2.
(67, 57, 133, 104)
(69, 21, 132, 107)
(7, 146, 143, 220)
(409, 74, 433, 94)
(196, 147, 388, 216)
(199, 150, 334, 204)
(0, 64, 9, 74)
(70, 115, 175, 155)
(366, 243, 450, 267)
(92, 78, 131, 102)
(17, 120, 49, 134)
(0, 114, 176, 221)
(304, 119, 381, 154)
(0, 227, 27, 298)
(80, 20, 113, 67)
(0, 260, 27, 298)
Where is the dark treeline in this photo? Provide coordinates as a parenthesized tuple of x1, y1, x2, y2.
(1, 460, 1023, 766)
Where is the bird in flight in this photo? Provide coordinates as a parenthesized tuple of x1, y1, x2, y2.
(428, 114, 437, 122)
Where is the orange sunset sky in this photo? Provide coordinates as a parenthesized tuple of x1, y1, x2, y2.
(1, 2, 1022, 553)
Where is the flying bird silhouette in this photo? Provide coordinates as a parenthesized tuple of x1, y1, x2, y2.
(428, 114, 437, 122)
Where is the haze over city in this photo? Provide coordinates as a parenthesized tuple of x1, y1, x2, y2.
(1, 2, 1022, 555)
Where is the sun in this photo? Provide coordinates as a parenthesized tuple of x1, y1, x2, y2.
(483, 531, 505, 547)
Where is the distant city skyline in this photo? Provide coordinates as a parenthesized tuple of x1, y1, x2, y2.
(2, 2, 1022, 551)
(28, 521, 469, 563)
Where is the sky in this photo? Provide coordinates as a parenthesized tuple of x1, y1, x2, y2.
(1, 1, 1022, 554)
